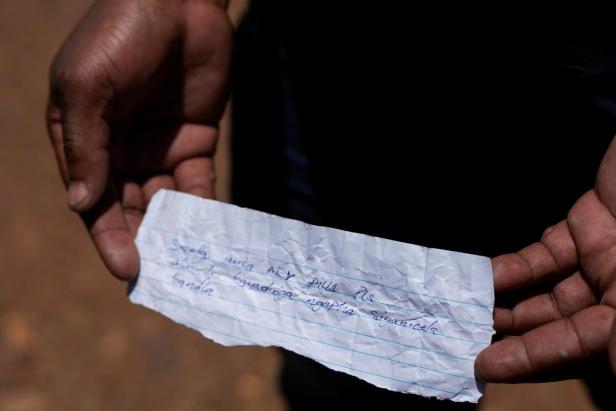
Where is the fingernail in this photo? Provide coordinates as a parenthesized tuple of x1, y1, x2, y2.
(68, 181, 89, 209)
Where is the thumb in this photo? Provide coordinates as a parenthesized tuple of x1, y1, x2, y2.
(61, 105, 110, 212)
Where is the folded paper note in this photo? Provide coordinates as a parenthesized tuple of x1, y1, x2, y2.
(129, 190, 494, 402)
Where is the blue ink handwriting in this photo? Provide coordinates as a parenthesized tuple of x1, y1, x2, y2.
(305, 298, 355, 316)
(306, 277, 339, 293)
(169, 238, 208, 260)
(172, 273, 214, 295)
(266, 265, 296, 281)
(370, 310, 439, 335)
(354, 286, 375, 303)
(233, 272, 294, 301)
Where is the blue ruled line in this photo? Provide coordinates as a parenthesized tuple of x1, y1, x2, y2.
(132, 289, 468, 397)
(137, 254, 490, 347)
(130, 288, 475, 384)
(135, 266, 480, 361)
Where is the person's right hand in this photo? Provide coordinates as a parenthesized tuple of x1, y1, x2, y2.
(47, 0, 232, 280)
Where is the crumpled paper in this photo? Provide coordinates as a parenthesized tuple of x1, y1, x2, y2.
(129, 189, 494, 402)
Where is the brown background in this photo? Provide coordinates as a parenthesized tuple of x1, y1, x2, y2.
(0, 1, 600, 410)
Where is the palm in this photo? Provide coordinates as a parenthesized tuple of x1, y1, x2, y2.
(47, 0, 232, 280)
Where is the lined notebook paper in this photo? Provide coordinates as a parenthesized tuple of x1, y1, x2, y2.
(129, 190, 494, 402)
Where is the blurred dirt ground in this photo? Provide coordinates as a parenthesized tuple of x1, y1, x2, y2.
(0, 1, 602, 410)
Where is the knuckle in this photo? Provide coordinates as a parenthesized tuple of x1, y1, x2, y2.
(567, 191, 596, 227)
(50, 66, 89, 100)
(566, 206, 581, 229)
(540, 224, 558, 244)
(497, 253, 525, 275)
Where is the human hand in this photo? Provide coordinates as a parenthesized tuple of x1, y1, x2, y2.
(475, 138, 616, 382)
(47, 0, 232, 280)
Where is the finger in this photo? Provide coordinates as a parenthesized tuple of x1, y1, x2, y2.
(476, 304, 615, 382)
(494, 272, 597, 334)
(163, 124, 218, 169)
(118, 181, 145, 236)
(492, 220, 577, 293)
(143, 175, 176, 204)
(82, 182, 139, 281)
(174, 157, 216, 199)
(567, 191, 616, 294)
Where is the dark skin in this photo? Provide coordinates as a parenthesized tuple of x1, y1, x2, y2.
(476, 138, 616, 381)
(48, 0, 616, 386)
(47, 0, 231, 280)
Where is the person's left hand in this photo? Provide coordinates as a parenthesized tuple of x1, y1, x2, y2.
(475, 137, 616, 382)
